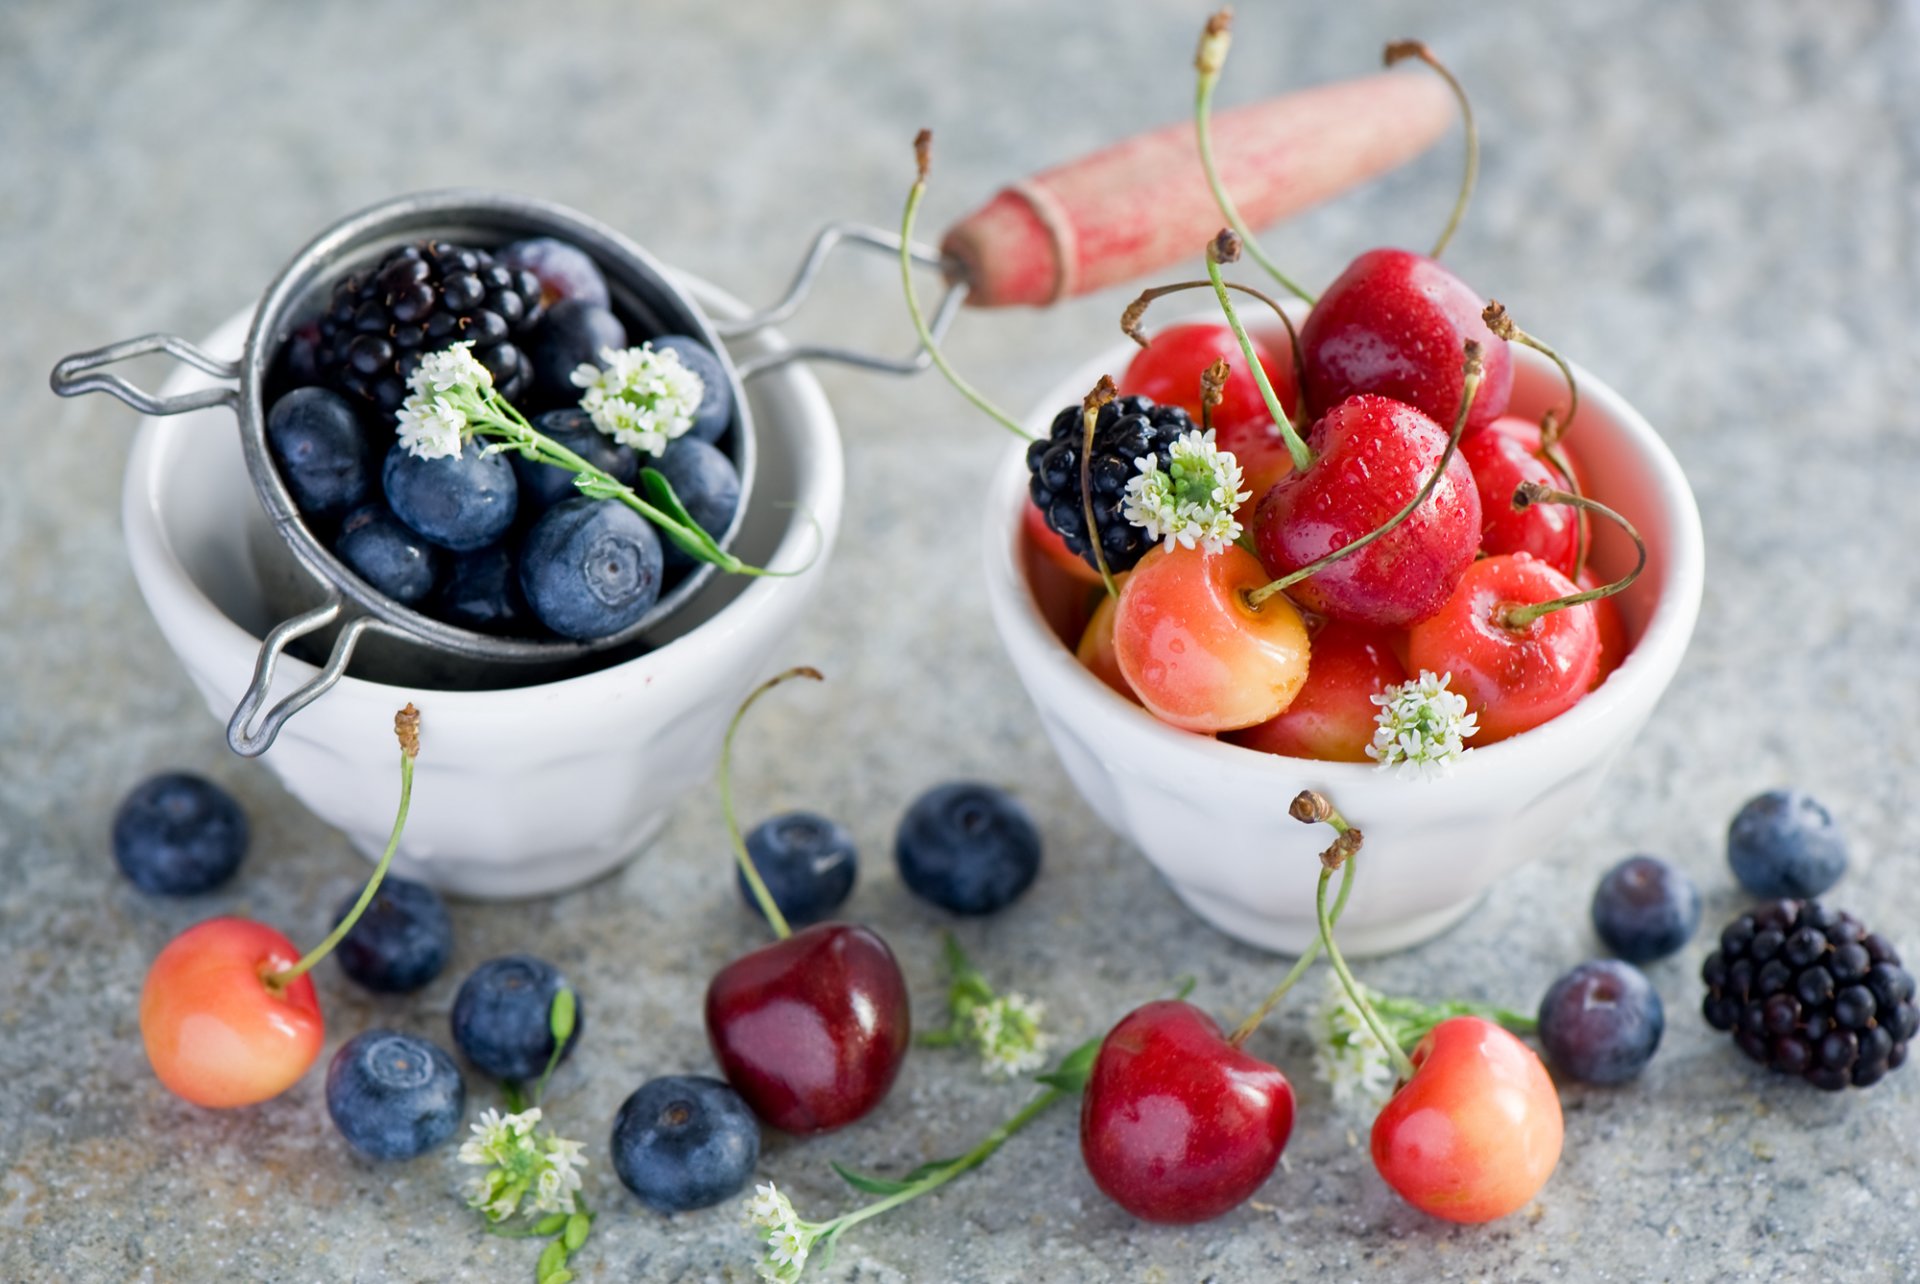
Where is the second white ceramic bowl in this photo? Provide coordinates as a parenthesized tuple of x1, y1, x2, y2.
(123, 278, 843, 898)
(983, 331, 1704, 956)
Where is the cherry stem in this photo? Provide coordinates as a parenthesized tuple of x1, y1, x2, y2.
(1228, 793, 1360, 1047)
(1122, 278, 1309, 438)
(1500, 485, 1645, 628)
(1315, 851, 1419, 1082)
(1080, 377, 1121, 599)
(1385, 40, 1478, 261)
(1482, 300, 1588, 576)
(901, 130, 1035, 443)
(1205, 235, 1315, 472)
(720, 666, 826, 942)
(1244, 341, 1484, 610)
(1199, 358, 1229, 435)
(1195, 10, 1315, 304)
(266, 706, 420, 992)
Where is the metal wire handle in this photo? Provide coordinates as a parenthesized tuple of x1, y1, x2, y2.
(226, 597, 410, 756)
(711, 222, 969, 379)
(49, 333, 241, 414)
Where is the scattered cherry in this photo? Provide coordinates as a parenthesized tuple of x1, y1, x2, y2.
(1228, 620, 1406, 762)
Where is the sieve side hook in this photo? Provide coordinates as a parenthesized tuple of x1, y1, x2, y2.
(50, 333, 242, 415)
(227, 599, 394, 756)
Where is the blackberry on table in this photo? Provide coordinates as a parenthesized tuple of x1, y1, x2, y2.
(1701, 899, 1918, 1090)
(315, 241, 545, 413)
(1026, 394, 1192, 575)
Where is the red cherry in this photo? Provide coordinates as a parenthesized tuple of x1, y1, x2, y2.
(1298, 248, 1512, 436)
(1080, 1000, 1295, 1224)
(140, 917, 323, 1108)
(1076, 591, 1138, 704)
(1111, 545, 1310, 733)
(1118, 321, 1296, 434)
(1252, 394, 1482, 628)
(1228, 621, 1406, 762)
(1460, 426, 1577, 576)
(1487, 414, 1585, 488)
(1370, 1016, 1562, 1223)
(1406, 553, 1599, 743)
(705, 922, 911, 1135)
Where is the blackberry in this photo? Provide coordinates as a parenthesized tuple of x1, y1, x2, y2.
(1026, 394, 1191, 575)
(315, 241, 545, 413)
(1701, 899, 1917, 1090)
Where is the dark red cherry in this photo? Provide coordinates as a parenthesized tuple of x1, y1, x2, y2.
(1407, 552, 1599, 743)
(1079, 1000, 1295, 1224)
(1298, 248, 1512, 436)
(1460, 426, 1577, 576)
(704, 922, 911, 1135)
(1252, 394, 1481, 628)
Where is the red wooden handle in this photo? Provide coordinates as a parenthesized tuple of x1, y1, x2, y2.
(941, 71, 1454, 308)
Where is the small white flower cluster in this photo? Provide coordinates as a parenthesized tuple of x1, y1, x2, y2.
(1367, 670, 1478, 778)
(1122, 428, 1251, 555)
(747, 1182, 818, 1283)
(1312, 974, 1397, 1113)
(572, 344, 705, 457)
(395, 342, 494, 460)
(457, 1107, 588, 1222)
(967, 992, 1051, 1079)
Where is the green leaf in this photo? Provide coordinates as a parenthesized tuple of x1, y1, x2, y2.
(638, 467, 729, 565)
(830, 1161, 918, 1196)
(1034, 1035, 1102, 1093)
(536, 1238, 567, 1280)
(532, 1213, 569, 1236)
(550, 988, 577, 1045)
(563, 1212, 590, 1252)
(503, 1082, 526, 1113)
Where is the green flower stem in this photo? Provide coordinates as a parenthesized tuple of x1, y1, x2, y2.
(1315, 861, 1417, 1082)
(900, 131, 1034, 442)
(266, 719, 415, 991)
(720, 667, 825, 942)
(1195, 13, 1315, 304)
(1243, 342, 1484, 610)
(1204, 248, 1314, 473)
(530, 988, 577, 1108)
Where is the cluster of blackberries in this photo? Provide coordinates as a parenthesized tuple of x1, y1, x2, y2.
(1026, 395, 1193, 575)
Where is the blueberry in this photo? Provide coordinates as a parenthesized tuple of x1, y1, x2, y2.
(451, 955, 582, 1082)
(382, 440, 518, 553)
(652, 436, 741, 570)
(650, 335, 732, 443)
(336, 503, 440, 604)
(527, 300, 628, 404)
(512, 408, 639, 512)
(498, 237, 611, 311)
(894, 782, 1042, 916)
(1590, 855, 1701, 963)
(1537, 959, 1665, 1084)
(435, 543, 532, 635)
(611, 1075, 760, 1212)
(737, 811, 857, 927)
(519, 498, 663, 641)
(325, 1030, 465, 1160)
(334, 877, 454, 994)
(1728, 789, 1848, 898)
(266, 386, 370, 517)
(112, 772, 248, 895)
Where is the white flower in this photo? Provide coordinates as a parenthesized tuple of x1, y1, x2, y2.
(456, 1107, 587, 1222)
(395, 342, 496, 460)
(1122, 429, 1251, 554)
(413, 341, 494, 396)
(1367, 670, 1478, 778)
(572, 343, 705, 457)
(746, 1182, 819, 1283)
(1312, 974, 1397, 1113)
(967, 992, 1051, 1079)
(395, 392, 467, 460)
(747, 1182, 794, 1228)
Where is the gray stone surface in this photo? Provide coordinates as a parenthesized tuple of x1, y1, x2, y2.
(5, 0, 1919, 1280)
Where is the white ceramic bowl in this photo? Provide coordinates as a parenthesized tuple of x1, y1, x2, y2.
(983, 332, 1704, 956)
(124, 278, 843, 898)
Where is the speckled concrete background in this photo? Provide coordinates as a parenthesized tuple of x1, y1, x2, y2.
(5, 1, 1919, 1280)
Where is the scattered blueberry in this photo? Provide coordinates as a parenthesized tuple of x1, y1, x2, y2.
(650, 335, 732, 443)
(519, 497, 663, 641)
(325, 1029, 466, 1160)
(382, 440, 518, 553)
(336, 503, 440, 604)
(527, 300, 628, 404)
(436, 544, 532, 635)
(266, 386, 370, 517)
(652, 436, 741, 569)
(1537, 959, 1665, 1084)
(451, 955, 582, 1082)
(1591, 855, 1701, 963)
(895, 782, 1042, 916)
(498, 237, 611, 311)
(112, 773, 248, 895)
(513, 408, 639, 512)
(611, 1075, 760, 1212)
(334, 877, 454, 994)
(737, 811, 857, 927)
(1728, 789, 1848, 899)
